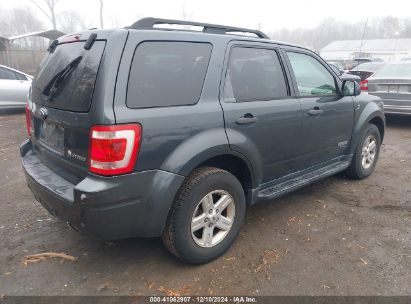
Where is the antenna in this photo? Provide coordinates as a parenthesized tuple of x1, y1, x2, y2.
(358, 17, 369, 56)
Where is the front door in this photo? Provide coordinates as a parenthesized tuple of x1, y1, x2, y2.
(283, 50, 355, 167)
(220, 44, 303, 183)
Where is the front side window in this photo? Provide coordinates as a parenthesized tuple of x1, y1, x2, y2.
(224, 47, 288, 102)
(0, 67, 17, 80)
(287, 52, 337, 96)
(127, 42, 212, 109)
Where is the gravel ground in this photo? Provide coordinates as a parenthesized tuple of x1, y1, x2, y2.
(0, 112, 410, 296)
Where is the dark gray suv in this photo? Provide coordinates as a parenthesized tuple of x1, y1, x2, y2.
(21, 18, 385, 264)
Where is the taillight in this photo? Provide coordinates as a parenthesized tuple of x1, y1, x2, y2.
(89, 124, 141, 176)
(359, 79, 368, 91)
(25, 104, 31, 137)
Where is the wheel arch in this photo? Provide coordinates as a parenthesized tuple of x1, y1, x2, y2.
(160, 128, 258, 204)
(193, 154, 256, 205)
(369, 116, 385, 142)
(349, 102, 385, 155)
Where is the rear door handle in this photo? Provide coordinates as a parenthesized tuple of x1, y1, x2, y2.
(308, 108, 324, 116)
(236, 114, 258, 125)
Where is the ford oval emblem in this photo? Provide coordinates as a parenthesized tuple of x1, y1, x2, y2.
(38, 108, 48, 120)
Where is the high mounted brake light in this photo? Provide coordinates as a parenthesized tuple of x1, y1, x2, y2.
(59, 34, 81, 43)
(89, 124, 142, 176)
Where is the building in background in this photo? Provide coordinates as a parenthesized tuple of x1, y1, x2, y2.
(320, 39, 411, 62)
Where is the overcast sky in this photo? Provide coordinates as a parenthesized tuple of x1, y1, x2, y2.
(4, 0, 411, 31)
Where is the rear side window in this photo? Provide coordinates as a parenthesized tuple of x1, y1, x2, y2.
(224, 47, 288, 102)
(127, 42, 212, 109)
(0, 67, 18, 80)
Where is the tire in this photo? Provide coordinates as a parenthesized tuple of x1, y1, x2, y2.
(345, 123, 381, 179)
(162, 167, 246, 264)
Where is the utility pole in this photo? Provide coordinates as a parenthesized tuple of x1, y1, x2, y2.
(358, 17, 369, 57)
(29, 0, 60, 30)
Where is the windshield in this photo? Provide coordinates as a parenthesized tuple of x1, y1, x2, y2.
(32, 40, 106, 112)
(373, 63, 411, 78)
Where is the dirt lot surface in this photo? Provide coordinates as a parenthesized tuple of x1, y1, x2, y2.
(0, 112, 410, 296)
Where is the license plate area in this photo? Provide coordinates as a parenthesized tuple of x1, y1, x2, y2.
(388, 85, 399, 93)
(38, 121, 64, 153)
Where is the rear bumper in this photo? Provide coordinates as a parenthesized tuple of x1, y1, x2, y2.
(20, 139, 185, 239)
(380, 98, 411, 115)
(0, 101, 26, 108)
(383, 105, 411, 115)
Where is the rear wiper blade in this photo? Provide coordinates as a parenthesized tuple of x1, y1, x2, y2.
(43, 56, 82, 101)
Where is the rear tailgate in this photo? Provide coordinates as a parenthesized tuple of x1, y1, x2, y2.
(32, 36, 106, 112)
(28, 30, 128, 183)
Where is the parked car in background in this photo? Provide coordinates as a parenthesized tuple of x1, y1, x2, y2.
(365, 61, 411, 115)
(326, 61, 345, 71)
(0, 65, 32, 110)
(348, 62, 385, 81)
(328, 63, 361, 82)
(345, 58, 384, 70)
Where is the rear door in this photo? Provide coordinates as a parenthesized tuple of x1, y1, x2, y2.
(220, 42, 303, 183)
(283, 49, 355, 167)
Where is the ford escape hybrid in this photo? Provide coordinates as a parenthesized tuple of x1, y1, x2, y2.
(21, 18, 385, 264)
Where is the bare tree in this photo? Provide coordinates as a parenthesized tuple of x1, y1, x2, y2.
(180, 3, 193, 21)
(269, 16, 411, 51)
(0, 7, 47, 50)
(99, 0, 104, 29)
(58, 10, 87, 33)
(403, 20, 411, 38)
(28, 0, 61, 30)
(0, 7, 45, 37)
(378, 16, 401, 38)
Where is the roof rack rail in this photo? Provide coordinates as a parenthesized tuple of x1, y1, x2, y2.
(128, 17, 269, 39)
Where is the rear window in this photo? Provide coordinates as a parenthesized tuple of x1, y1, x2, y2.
(353, 63, 384, 72)
(373, 63, 411, 78)
(126, 42, 212, 109)
(32, 40, 106, 112)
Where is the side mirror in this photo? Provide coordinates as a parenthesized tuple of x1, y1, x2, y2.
(329, 64, 343, 76)
(342, 80, 361, 96)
